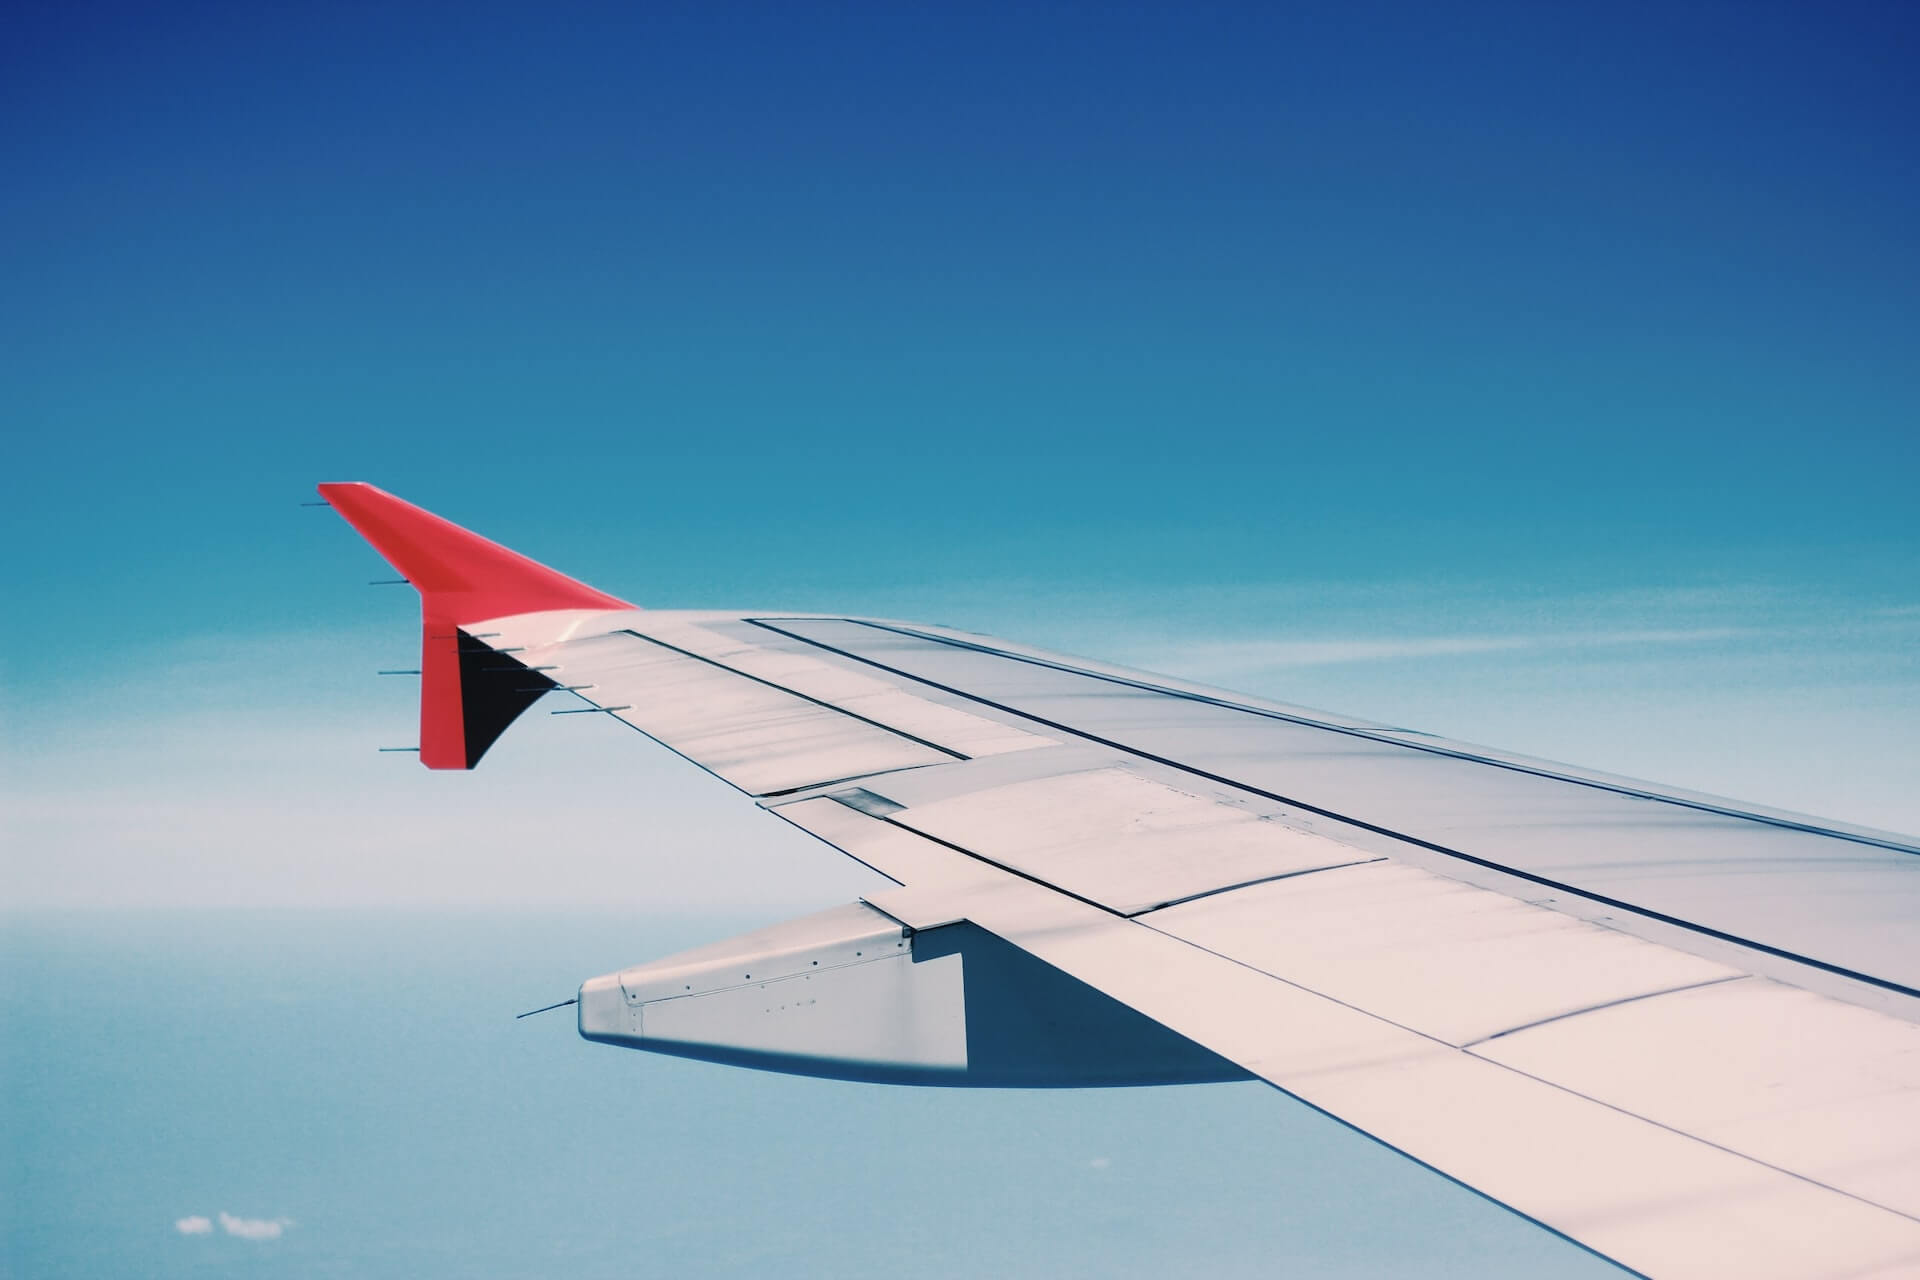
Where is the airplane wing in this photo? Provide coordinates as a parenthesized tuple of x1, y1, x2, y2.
(319, 481, 1920, 1279)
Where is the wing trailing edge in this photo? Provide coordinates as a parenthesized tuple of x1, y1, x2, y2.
(317, 482, 634, 768)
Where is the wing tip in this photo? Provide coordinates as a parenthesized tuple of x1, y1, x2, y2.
(318, 482, 632, 770)
(316, 480, 635, 623)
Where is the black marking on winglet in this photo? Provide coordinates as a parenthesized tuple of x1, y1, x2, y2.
(456, 630, 558, 765)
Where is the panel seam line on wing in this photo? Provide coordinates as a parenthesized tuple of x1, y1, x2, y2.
(616, 628, 970, 760)
(823, 795, 1128, 919)
(1459, 974, 1750, 1047)
(1127, 857, 1390, 915)
(756, 764, 946, 800)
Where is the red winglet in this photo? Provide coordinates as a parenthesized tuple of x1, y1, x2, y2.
(318, 483, 634, 769)
(317, 482, 632, 623)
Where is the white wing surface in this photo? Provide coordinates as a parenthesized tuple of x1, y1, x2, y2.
(321, 482, 1920, 1279)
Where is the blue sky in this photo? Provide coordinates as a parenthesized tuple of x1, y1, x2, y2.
(5, 0, 1917, 627)
(3, 1, 1917, 1274)
(5, 0, 1917, 897)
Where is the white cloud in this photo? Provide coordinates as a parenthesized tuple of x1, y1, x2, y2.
(218, 1212, 292, 1240)
(173, 1216, 212, 1235)
(1139, 627, 1754, 676)
(1, 626, 885, 911)
(1087, 1156, 1111, 1170)
(10, 592, 1920, 910)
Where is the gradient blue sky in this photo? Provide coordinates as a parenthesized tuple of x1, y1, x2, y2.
(6, 0, 1917, 895)
(4, 1, 1917, 1275)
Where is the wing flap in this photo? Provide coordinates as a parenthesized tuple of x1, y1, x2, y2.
(771, 795, 1920, 1279)
(1475, 976, 1920, 1220)
(1144, 858, 1741, 1045)
(866, 765, 1380, 914)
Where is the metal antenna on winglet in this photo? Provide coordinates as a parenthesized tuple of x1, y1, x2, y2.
(516, 998, 579, 1020)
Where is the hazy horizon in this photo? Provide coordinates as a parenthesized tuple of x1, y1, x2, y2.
(4, 909, 1631, 1278)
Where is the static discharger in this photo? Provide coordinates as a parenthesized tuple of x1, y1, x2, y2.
(517, 998, 578, 1020)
